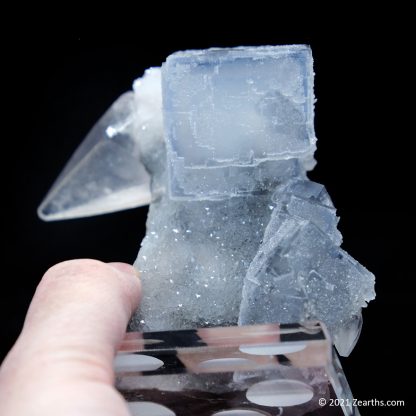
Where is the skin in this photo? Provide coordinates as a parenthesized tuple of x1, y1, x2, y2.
(0, 259, 141, 416)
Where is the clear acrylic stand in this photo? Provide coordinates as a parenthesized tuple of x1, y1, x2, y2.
(115, 322, 359, 416)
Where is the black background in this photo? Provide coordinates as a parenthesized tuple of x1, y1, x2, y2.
(3, 16, 413, 415)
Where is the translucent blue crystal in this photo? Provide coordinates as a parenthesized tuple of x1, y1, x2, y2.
(162, 46, 316, 199)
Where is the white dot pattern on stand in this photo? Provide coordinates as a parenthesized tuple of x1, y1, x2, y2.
(114, 354, 164, 372)
(128, 401, 176, 416)
(246, 379, 314, 407)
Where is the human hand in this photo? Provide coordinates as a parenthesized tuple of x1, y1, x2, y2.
(0, 259, 141, 416)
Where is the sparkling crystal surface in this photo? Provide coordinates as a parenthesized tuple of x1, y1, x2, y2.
(238, 179, 373, 355)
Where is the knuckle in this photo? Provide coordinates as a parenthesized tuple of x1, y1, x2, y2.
(47, 259, 105, 276)
(42, 259, 117, 284)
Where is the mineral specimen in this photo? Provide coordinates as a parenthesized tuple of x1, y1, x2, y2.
(38, 45, 375, 356)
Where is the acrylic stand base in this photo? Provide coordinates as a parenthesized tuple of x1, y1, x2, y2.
(115, 322, 359, 416)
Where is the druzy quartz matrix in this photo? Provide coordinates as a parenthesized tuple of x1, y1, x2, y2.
(39, 45, 375, 357)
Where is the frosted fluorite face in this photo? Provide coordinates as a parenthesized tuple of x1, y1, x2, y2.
(162, 46, 317, 199)
(38, 46, 375, 357)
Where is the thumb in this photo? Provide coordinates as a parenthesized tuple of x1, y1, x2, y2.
(0, 259, 141, 416)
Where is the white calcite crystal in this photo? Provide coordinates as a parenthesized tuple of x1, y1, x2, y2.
(38, 68, 162, 220)
(39, 46, 375, 356)
(37, 92, 150, 220)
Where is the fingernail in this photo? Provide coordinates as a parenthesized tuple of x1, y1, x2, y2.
(108, 262, 140, 278)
